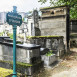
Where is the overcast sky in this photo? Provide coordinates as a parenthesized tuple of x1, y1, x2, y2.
(0, 0, 50, 12)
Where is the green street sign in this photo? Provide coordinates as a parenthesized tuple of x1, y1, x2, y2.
(6, 12, 22, 26)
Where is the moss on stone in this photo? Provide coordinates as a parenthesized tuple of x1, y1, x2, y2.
(70, 34, 77, 37)
(17, 61, 32, 67)
(27, 35, 63, 39)
(0, 60, 43, 76)
(0, 60, 32, 67)
(40, 5, 68, 10)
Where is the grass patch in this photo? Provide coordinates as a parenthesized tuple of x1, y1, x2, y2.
(0, 67, 12, 77)
(0, 67, 21, 77)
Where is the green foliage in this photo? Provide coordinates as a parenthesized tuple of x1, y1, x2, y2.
(10, 34, 13, 39)
(22, 18, 24, 22)
(70, 7, 77, 19)
(46, 50, 53, 56)
(7, 33, 13, 39)
(38, 0, 77, 19)
(38, 0, 47, 4)
(0, 32, 4, 36)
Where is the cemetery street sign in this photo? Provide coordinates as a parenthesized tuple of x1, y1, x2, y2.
(6, 6, 22, 77)
(6, 12, 22, 26)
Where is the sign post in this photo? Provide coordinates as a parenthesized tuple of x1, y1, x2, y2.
(6, 6, 22, 77)
(12, 6, 17, 77)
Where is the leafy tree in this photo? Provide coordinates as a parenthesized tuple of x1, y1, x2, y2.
(38, 0, 77, 19)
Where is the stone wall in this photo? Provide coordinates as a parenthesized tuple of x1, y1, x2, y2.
(39, 18, 66, 41)
(0, 42, 40, 64)
(29, 36, 65, 57)
(39, 6, 70, 49)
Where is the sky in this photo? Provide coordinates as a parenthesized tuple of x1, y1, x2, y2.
(0, 0, 50, 12)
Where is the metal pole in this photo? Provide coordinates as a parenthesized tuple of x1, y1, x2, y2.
(12, 6, 17, 77)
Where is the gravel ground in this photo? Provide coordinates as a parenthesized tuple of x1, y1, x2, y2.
(52, 66, 77, 77)
(37, 48, 77, 77)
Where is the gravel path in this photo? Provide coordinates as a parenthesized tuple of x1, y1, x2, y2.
(52, 66, 77, 77)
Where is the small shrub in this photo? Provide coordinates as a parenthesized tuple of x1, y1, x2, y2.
(46, 50, 53, 56)
(0, 32, 4, 36)
(10, 34, 13, 39)
(7, 33, 13, 39)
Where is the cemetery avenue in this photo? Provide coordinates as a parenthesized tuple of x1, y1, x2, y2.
(0, 0, 77, 77)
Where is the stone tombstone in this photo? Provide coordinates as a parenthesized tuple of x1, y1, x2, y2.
(33, 10, 41, 36)
(0, 42, 41, 64)
(39, 6, 70, 49)
(41, 38, 46, 47)
(33, 10, 39, 25)
(52, 39, 59, 50)
(46, 39, 51, 49)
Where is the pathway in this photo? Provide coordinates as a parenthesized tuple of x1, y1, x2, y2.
(37, 48, 77, 77)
